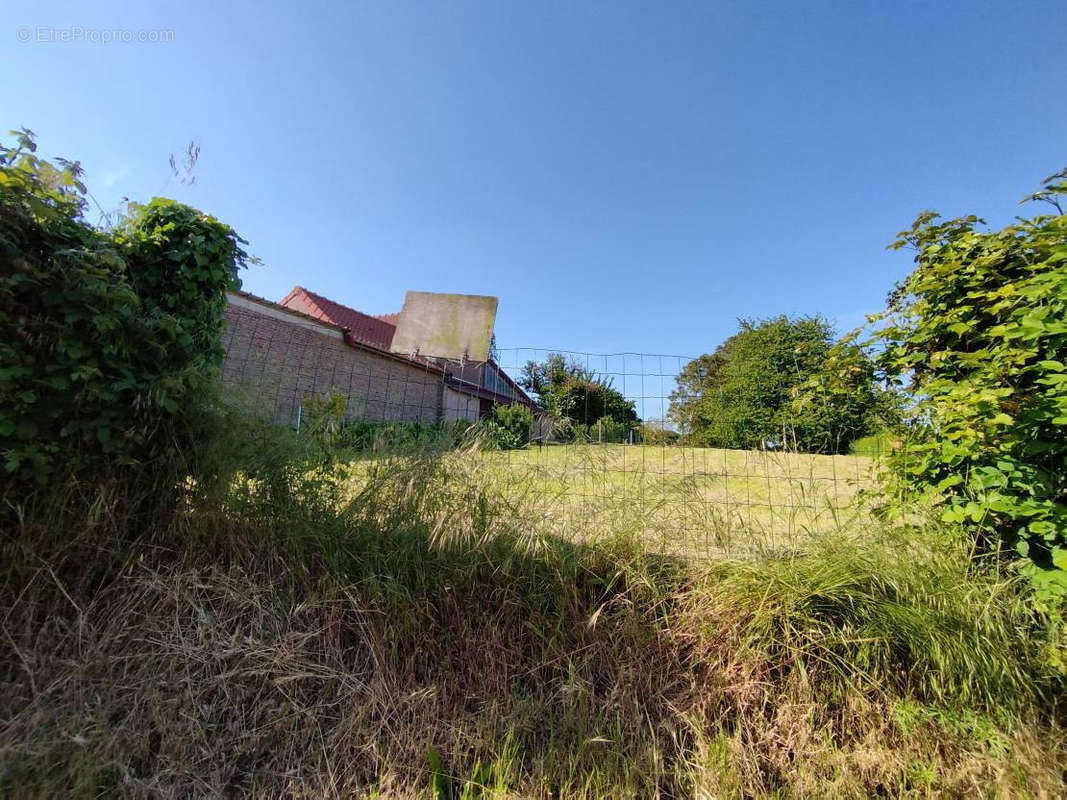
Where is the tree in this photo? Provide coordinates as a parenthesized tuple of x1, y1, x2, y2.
(669, 315, 887, 453)
(519, 353, 595, 398)
(875, 169, 1067, 597)
(551, 378, 638, 427)
(786, 339, 898, 453)
(519, 353, 638, 427)
(669, 352, 726, 436)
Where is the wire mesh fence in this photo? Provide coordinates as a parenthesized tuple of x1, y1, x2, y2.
(489, 347, 883, 558)
(220, 297, 887, 557)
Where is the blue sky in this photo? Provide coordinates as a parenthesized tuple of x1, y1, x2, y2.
(7, 0, 1066, 406)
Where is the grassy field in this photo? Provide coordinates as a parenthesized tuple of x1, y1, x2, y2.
(347, 442, 880, 559)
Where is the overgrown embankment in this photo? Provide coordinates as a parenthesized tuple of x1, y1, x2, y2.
(2, 431, 1065, 798)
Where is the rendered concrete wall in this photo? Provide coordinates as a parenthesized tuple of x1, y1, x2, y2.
(390, 291, 497, 361)
(442, 386, 480, 423)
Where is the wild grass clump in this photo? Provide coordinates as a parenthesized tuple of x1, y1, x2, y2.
(2, 413, 1064, 798)
(687, 531, 1051, 713)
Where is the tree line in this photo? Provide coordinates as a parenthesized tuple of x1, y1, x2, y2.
(517, 319, 897, 454)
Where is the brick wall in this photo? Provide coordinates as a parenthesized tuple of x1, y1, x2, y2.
(221, 293, 444, 426)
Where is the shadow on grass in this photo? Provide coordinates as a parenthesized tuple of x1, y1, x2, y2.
(2, 425, 1064, 799)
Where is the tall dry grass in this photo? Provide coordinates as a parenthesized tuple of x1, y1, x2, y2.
(1, 420, 1064, 798)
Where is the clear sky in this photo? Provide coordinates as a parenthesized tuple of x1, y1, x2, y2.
(8, 1, 1066, 379)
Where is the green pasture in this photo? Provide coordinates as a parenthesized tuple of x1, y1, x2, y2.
(344, 442, 881, 558)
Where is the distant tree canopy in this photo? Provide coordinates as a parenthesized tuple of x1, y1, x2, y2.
(669, 315, 892, 453)
(519, 353, 638, 427)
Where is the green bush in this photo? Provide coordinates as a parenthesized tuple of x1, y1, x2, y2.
(518, 353, 638, 427)
(550, 379, 637, 428)
(0, 129, 248, 505)
(484, 403, 533, 450)
(589, 416, 629, 443)
(876, 169, 1067, 599)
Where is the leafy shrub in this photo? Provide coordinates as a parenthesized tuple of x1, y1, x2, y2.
(300, 391, 347, 446)
(876, 169, 1067, 598)
(551, 379, 638, 428)
(518, 353, 638, 427)
(578, 416, 630, 443)
(483, 403, 533, 449)
(0, 129, 248, 504)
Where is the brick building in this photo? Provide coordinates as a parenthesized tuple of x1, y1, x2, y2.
(220, 288, 531, 427)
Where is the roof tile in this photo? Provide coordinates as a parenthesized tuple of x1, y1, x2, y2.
(280, 286, 399, 351)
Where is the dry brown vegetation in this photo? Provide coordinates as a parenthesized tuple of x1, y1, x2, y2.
(2, 436, 1065, 799)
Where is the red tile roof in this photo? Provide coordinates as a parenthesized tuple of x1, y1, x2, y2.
(230, 289, 446, 375)
(276, 286, 533, 406)
(279, 286, 399, 351)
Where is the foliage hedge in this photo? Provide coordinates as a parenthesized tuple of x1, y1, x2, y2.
(0, 130, 248, 502)
(877, 169, 1067, 599)
(670, 315, 894, 453)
